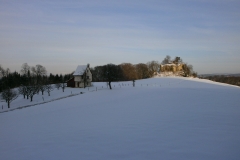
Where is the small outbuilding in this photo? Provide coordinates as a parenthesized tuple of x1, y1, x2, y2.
(66, 77, 75, 87)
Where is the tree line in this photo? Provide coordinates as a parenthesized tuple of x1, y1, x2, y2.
(0, 63, 71, 108)
(91, 55, 196, 83)
(1, 56, 196, 107)
(201, 75, 240, 87)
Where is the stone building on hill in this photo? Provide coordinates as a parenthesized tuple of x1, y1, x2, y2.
(160, 63, 184, 73)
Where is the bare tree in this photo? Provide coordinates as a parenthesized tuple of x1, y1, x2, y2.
(25, 85, 32, 99)
(20, 64, 31, 88)
(31, 64, 47, 76)
(39, 84, 46, 95)
(18, 85, 27, 99)
(120, 63, 137, 81)
(45, 84, 54, 96)
(31, 64, 47, 84)
(37, 77, 47, 95)
(1, 88, 18, 108)
(182, 63, 193, 77)
(59, 80, 66, 92)
(0, 65, 5, 78)
(102, 64, 123, 89)
(5, 68, 11, 76)
(135, 63, 149, 79)
(146, 61, 160, 77)
(29, 85, 39, 102)
(55, 83, 61, 90)
(0, 65, 10, 78)
(20, 63, 30, 76)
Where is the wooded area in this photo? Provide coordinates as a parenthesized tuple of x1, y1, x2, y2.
(201, 75, 240, 87)
(0, 63, 71, 108)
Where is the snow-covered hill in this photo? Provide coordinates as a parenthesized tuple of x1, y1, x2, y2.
(1, 77, 240, 160)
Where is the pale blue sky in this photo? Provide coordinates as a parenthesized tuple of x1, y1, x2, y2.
(0, 0, 240, 74)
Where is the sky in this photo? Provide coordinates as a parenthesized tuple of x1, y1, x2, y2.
(0, 0, 240, 75)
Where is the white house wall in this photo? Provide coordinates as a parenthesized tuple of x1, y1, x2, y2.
(74, 76, 82, 82)
(75, 81, 85, 88)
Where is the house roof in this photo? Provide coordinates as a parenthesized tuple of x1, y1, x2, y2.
(73, 65, 88, 76)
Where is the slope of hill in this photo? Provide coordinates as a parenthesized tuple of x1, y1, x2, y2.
(0, 77, 240, 160)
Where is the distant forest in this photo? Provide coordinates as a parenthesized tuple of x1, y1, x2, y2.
(0, 64, 72, 92)
(200, 75, 240, 87)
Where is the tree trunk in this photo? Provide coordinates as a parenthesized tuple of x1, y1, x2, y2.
(8, 101, 10, 108)
(48, 92, 50, 96)
(30, 96, 33, 102)
(109, 81, 112, 89)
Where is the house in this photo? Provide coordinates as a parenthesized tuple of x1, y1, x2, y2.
(67, 64, 92, 88)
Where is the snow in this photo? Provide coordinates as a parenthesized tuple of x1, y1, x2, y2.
(1, 77, 240, 160)
(73, 65, 87, 75)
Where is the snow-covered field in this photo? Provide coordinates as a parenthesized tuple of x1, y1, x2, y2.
(1, 77, 240, 160)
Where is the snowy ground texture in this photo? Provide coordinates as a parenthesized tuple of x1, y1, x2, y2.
(1, 77, 240, 160)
